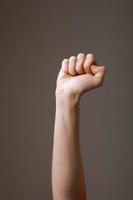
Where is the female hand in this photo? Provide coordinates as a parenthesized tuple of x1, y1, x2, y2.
(56, 53, 106, 99)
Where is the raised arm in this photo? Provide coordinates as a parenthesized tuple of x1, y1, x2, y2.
(52, 53, 106, 200)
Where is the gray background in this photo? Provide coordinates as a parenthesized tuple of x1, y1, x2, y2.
(1, 0, 133, 199)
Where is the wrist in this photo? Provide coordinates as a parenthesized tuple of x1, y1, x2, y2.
(55, 88, 80, 108)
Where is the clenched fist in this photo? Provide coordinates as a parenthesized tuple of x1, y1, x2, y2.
(55, 53, 106, 100)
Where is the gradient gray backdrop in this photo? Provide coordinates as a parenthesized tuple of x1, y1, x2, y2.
(1, 0, 133, 199)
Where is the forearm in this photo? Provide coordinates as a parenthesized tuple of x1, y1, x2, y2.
(51, 52, 106, 199)
(52, 92, 86, 200)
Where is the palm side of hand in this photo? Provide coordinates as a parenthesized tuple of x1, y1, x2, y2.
(56, 53, 106, 97)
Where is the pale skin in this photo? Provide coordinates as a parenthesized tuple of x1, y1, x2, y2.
(52, 53, 106, 200)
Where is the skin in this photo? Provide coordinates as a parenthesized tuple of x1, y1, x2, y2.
(52, 53, 106, 200)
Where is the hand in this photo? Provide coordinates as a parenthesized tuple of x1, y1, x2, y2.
(56, 53, 106, 99)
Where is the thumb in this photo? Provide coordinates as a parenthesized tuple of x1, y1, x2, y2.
(91, 65, 106, 78)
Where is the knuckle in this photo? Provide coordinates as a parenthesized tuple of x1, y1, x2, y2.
(69, 56, 76, 61)
(87, 53, 95, 59)
(77, 53, 85, 59)
(62, 58, 68, 64)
